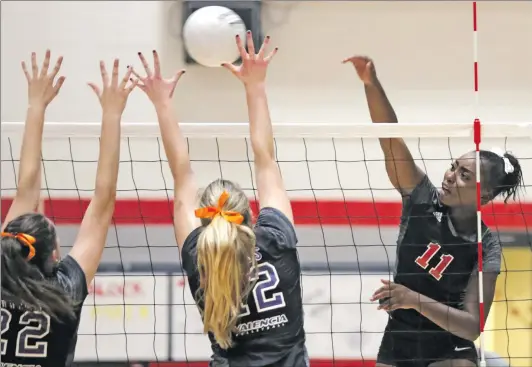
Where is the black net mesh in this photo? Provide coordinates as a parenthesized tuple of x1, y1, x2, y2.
(1, 130, 531, 366)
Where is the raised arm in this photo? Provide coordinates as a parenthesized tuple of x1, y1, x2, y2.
(223, 33, 292, 223)
(131, 51, 195, 248)
(3, 50, 65, 230)
(343, 56, 424, 194)
(68, 60, 136, 286)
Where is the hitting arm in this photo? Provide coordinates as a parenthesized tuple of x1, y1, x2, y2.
(346, 57, 424, 194)
(366, 80, 424, 194)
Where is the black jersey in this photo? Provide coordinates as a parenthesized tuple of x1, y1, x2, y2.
(182, 207, 307, 367)
(1, 255, 88, 367)
(391, 176, 502, 330)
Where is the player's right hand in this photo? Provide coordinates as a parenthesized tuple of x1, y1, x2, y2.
(342, 55, 377, 85)
(222, 31, 278, 86)
(88, 59, 138, 115)
(21, 50, 65, 108)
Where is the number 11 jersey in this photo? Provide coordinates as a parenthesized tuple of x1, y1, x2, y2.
(392, 176, 502, 331)
(182, 207, 308, 367)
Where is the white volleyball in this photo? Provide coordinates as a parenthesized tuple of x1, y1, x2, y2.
(183, 6, 247, 67)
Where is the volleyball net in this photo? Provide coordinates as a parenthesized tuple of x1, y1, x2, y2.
(1, 121, 531, 367)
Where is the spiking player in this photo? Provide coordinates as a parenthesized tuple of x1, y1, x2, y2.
(344, 56, 524, 367)
(1, 51, 137, 367)
(131, 33, 308, 366)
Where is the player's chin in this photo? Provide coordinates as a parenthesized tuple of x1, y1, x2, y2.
(438, 189, 455, 206)
(438, 189, 449, 203)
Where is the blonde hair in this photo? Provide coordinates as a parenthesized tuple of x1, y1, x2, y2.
(196, 179, 256, 349)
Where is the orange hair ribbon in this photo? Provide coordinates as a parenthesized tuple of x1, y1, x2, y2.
(194, 191, 244, 225)
(1, 232, 36, 261)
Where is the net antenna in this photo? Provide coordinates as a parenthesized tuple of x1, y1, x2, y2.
(473, 3, 487, 367)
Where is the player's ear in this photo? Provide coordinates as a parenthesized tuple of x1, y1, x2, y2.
(480, 187, 493, 205)
(52, 240, 61, 262)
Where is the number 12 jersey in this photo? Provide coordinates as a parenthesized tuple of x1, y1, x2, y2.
(182, 207, 308, 367)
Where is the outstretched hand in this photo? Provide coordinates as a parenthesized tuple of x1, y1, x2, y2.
(22, 50, 65, 108)
(88, 59, 138, 114)
(130, 50, 185, 107)
(342, 56, 377, 85)
(222, 31, 278, 86)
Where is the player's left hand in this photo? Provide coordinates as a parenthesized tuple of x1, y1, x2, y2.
(370, 279, 420, 311)
(222, 31, 278, 86)
(131, 50, 185, 107)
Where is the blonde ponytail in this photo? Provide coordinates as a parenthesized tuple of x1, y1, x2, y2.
(194, 179, 256, 349)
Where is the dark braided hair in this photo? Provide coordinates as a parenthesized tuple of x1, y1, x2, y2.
(480, 150, 523, 203)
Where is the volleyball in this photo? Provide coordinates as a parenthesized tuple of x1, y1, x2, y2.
(183, 6, 247, 68)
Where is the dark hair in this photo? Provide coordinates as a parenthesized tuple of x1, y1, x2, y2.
(480, 150, 523, 203)
(1, 213, 75, 321)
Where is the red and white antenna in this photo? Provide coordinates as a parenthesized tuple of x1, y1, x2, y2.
(473, 2, 487, 367)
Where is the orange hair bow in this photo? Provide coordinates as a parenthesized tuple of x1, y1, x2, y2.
(194, 191, 244, 225)
(1, 232, 36, 261)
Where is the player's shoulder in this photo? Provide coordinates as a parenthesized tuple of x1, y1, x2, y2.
(480, 226, 502, 273)
(482, 227, 502, 255)
(254, 207, 298, 253)
(182, 226, 203, 255)
(181, 226, 204, 275)
(404, 175, 439, 206)
(54, 255, 89, 304)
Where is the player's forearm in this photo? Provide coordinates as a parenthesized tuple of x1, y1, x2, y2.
(364, 80, 405, 158)
(245, 84, 275, 164)
(93, 111, 121, 203)
(364, 80, 421, 191)
(416, 293, 480, 341)
(17, 105, 46, 197)
(364, 79, 398, 124)
(154, 103, 193, 182)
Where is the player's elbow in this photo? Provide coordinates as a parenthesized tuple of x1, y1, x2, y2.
(463, 329, 480, 342)
(17, 174, 41, 198)
(94, 183, 117, 204)
(462, 315, 481, 342)
(254, 152, 276, 170)
(91, 185, 117, 218)
(251, 139, 274, 162)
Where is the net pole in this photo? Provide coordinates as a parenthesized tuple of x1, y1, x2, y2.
(473, 3, 487, 367)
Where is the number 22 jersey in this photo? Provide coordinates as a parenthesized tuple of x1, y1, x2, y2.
(1, 255, 88, 367)
(181, 207, 308, 367)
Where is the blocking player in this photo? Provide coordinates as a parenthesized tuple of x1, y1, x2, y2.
(1, 51, 137, 367)
(131, 33, 307, 366)
(344, 56, 523, 367)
